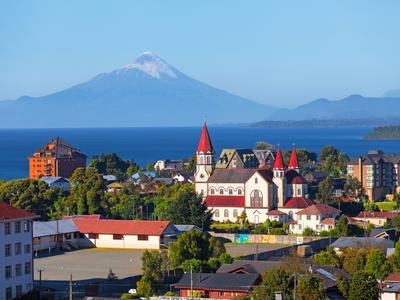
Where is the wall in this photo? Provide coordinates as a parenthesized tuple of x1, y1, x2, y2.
(210, 232, 323, 245)
(80, 233, 161, 249)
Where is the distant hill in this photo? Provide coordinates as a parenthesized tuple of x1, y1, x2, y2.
(383, 89, 400, 98)
(268, 95, 400, 121)
(0, 52, 276, 128)
(365, 126, 400, 140)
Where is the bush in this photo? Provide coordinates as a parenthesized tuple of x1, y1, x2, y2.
(136, 276, 153, 297)
(303, 228, 316, 236)
(121, 293, 136, 299)
(164, 291, 176, 296)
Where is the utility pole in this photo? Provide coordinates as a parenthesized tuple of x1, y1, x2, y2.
(69, 274, 73, 300)
(293, 272, 296, 300)
(190, 263, 193, 300)
(37, 268, 44, 300)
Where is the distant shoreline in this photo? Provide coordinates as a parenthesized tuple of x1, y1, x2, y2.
(364, 126, 400, 140)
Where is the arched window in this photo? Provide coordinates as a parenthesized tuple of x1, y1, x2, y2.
(224, 209, 229, 218)
(199, 156, 204, 164)
(229, 189, 233, 195)
(255, 177, 258, 184)
(233, 209, 238, 218)
(206, 156, 211, 164)
(250, 190, 263, 208)
(214, 209, 219, 217)
(238, 189, 242, 195)
(289, 211, 293, 219)
(219, 189, 224, 195)
(297, 188, 302, 196)
(210, 189, 215, 195)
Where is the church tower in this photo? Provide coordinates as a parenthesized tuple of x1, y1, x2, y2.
(195, 122, 214, 197)
(272, 146, 286, 208)
(287, 146, 300, 173)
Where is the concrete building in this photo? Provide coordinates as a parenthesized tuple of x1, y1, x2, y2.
(194, 122, 312, 224)
(73, 219, 179, 249)
(289, 204, 341, 234)
(347, 150, 400, 201)
(28, 137, 86, 179)
(0, 202, 37, 300)
(39, 176, 70, 190)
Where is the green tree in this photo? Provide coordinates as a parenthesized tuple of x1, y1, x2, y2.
(312, 246, 341, 267)
(364, 201, 378, 212)
(336, 215, 349, 236)
(141, 250, 168, 284)
(302, 228, 316, 236)
(208, 237, 226, 258)
(167, 186, 212, 229)
(251, 267, 293, 300)
(136, 276, 153, 297)
(296, 274, 325, 300)
(337, 274, 350, 299)
(255, 141, 275, 151)
(183, 155, 197, 174)
(283, 148, 317, 175)
(392, 215, 400, 233)
(90, 153, 138, 180)
(341, 248, 366, 275)
(317, 176, 333, 204)
(182, 258, 205, 273)
(319, 145, 349, 176)
(237, 211, 250, 231)
(345, 176, 363, 198)
(364, 249, 391, 279)
(348, 271, 379, 300)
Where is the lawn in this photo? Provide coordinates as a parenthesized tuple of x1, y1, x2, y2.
(376, 201, 398, 211)
(211, 223, 240, 230)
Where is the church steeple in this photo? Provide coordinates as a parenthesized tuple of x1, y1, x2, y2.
(197, 122, 214, 154)
(195, 122, 214, 197)
(273, 146, 285, 170)
(288, 146, 299, 171)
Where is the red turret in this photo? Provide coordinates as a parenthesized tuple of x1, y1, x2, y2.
(288, 146, 299, 170)
(273, 146, 285, 169)
(197, 122, 214, 153)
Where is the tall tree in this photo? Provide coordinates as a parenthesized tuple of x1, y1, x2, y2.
(251, 267, 293, 300)
(90, 153, 138, 180)
(296, 274, 325, 300)
(317, 176, 333, 204)
(364, 249, 392, 280)
(348, 271, 379, 300)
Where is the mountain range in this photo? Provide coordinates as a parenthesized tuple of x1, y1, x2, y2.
(0, 52, 275, 128)
(1, 51, 400, 128)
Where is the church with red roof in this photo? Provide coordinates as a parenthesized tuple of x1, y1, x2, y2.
(194, 123, 312, 224)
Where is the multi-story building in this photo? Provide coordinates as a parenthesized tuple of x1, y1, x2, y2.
(0, 202, 37, 300)
(347, 150, 400, 201)
(28, 137, 86, 180)
(194, 122, 313, 224)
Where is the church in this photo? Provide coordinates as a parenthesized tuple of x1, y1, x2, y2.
(194, 122, 313, 224)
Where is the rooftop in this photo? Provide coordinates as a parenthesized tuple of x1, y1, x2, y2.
(283, 197, 314, 209)
(0, 202, 38, 221)
(205, 195, 245, 207)
(33, 219, 79, 238)
(297, 204, 341, 215)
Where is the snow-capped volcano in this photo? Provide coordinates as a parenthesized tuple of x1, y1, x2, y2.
(122, 51, 177, 79)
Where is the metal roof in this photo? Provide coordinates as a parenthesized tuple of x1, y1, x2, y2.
(40, 176, 69, 184)
(33, 219, 79, 238)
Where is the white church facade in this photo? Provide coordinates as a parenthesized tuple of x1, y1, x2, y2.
(194, 122, 314, 224)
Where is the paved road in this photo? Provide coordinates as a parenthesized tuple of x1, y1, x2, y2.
(34, 248, 144, 281)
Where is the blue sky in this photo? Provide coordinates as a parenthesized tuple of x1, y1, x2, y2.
(0, 0, 399, 107)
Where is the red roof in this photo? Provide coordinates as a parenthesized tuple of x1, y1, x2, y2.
(355, 211, 399, 219)
(288, 146, 299, 169)
(63, 215, 102, 220)
(273, 146, 285, 169)
(297, 204, 341, 215)
(320, 217, 337, 225)
(73, 219, 171, 235)
(205, 195, 245, 207)
(385, 273, 400, 283)
(197, 122, 214, 153)
(292, 175, 306, 184)
(266, 210, 286, 216)
(0, 202, 38, 220)
(283, 197, 314, 209)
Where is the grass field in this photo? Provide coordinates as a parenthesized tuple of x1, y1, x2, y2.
(211, 223, 240, 230)
(376, 201, 398, 211)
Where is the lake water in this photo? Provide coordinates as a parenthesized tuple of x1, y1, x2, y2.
(1, 127, 400, 180)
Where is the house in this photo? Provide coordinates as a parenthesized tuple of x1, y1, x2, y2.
(39, 176, 70, 190)
(266, 210, 290, 223)
(73, 219, 179, 249)
(172, 171, 193, 183)
(106, 182, 123, 193)
(174, 224, 202, 233)
(289, 204, 341, 234)
(131, 171, 157, 186)
(195, 122, 312, 224)
(353, 211, 399, 227)
(175, 273, 260, 300)
(102, 174, 117, 183)
(33, 219, 81, 252)
(0, 202, 37, 300)
(28, 137, 86, 179)
(385, 273, 400, 283)
(154, 159, 183, 172)
(370, 228, 397, 240)
(381, 282, 400, 300)
(216, 260, 279, 275)
(331, 237, 394, 255)
(304, 171, 329, 185)
(347, 150, 400, 201)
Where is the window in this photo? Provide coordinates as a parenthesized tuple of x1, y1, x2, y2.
(316, 215, 319, 220)
(15, 243, 21, 255)
(207, 156, 211, 164)
(4, 222, 11, 235)
(15, 221, 21, 233)
(229, 189, 233, 195)
(289, 211, 293, 218)
(138, 235, 149, 241)
(306, 215, 311, 220)
(298, 215, 302, 220)
(16, 286, 22, 298)
(233, 209, 238, 218)
(214, 209, 219, 217)
(24, 262, 31, 275)
(5, 265, 12, 279)
(299, 224, 302, 230)
(238, 189, 242, 195)
(113, 234, 123, 240)
(250, 190, 263, 207)
(15, 264, 22, 276)
(73, 232, 79, 239)
(232, 160, 236, 168)
(24, 220, 30, 232)
(219, 189, 224, 195)
(224, 209, 229, 218)
(88, 233, 98, 239)
(210, 189, 215, 195)
(297, 188, 302, 195)
(65, 233, 71, 240)
(24, 244, 31, 254)
(255, 177, 258, 184)
(6, 287, 12, 300)
(5, 244, 11, 257)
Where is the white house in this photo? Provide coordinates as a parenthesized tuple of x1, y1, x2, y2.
(73, 219, 179, 249)
(289, 204, 341, 234)
(39, 176, 70, 190)
(0, 202, 37, 300)
(154, 160, 183, 172)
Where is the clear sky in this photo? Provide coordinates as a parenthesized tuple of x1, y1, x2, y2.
(1, 0, 399, 107)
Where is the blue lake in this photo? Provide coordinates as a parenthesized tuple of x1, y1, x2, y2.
(0, 127, 399, 180)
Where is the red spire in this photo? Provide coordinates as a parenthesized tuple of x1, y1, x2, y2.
(288, 146, 299, 169)
(197, 122, 214, 153)
(273, 146, 285, 169)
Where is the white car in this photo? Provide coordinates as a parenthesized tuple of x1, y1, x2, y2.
(128, 288, 137, 295)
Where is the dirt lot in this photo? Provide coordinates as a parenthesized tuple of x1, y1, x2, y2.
(34, 248, 144, 281)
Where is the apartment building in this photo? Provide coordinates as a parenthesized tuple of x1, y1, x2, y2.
(0, 202, 37, 300)
(347, 150, 400, 201)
